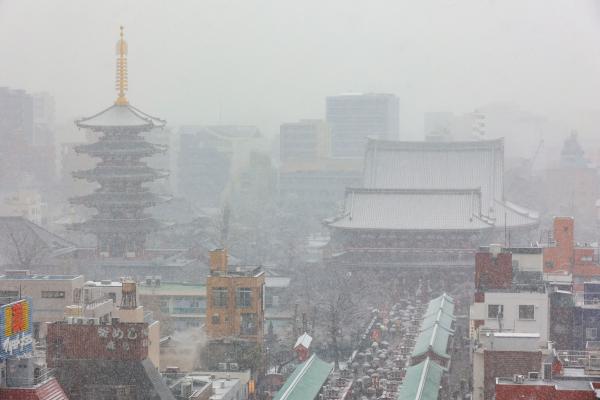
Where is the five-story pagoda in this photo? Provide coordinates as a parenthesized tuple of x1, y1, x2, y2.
(70, 27, 168, 258)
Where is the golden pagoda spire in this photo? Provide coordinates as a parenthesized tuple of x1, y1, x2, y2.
(115, 26, 129, 105)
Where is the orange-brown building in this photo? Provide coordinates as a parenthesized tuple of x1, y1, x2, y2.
(203, 249, 265, 372)
(206, 249, 265, 343)
(543, 217, 600, 280)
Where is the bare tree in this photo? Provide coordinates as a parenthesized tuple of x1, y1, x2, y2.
(0, 220, 48, 268)
(302, 265, 371, 370)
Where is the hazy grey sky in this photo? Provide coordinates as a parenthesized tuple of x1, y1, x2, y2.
(1, 0, 600, 139)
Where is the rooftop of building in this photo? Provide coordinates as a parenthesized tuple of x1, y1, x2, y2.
(273, 354, 333, 400)
(496, 376, 599, 391)
(356, 137, 539, 231)
(397, 357, 446, 400)
(210, 265, 264, 278)
(327, 188, 538, 232)
(138, 282, 206, 297)
(0, 270, 81, 280)
(265, 276, 291, 288)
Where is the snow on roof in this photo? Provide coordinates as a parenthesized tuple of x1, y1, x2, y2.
(491, 332, 540, 338)
(294, 332, 313, 349)
(327, 137, 539, 232)
(76, 104, 165, 129)
(328, 188, 493, 231)
(266, 276, 291, 288)
(362, 138, 504, 211)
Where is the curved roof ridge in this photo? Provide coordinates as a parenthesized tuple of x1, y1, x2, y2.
(76, 104, 165, 129)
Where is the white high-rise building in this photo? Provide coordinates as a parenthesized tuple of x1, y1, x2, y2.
(326, 93, 399, 158)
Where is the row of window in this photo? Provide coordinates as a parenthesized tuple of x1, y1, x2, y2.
(0, 290, 65, 299)
(211, 312, 258, 335)
(212, 287, 253, 308)
(487, 304, 535, 320)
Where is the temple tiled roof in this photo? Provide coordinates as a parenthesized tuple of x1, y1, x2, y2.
(273, 354, 333, 400)
(412, 322, 453, 360)
(363, 138, 504, 209)
(76, 104, 166, 129)
(328, 188, 494, 231)
(424, 293, 455, 317)
(412, 293, 455, 360)
(397, 358, 446, 400)
(358, 138, 539, 230)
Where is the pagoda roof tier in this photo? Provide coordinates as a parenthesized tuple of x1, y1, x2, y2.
(76, 104, 165, 130)
(73, 165, 168, 182)
(70, 191, 171, 208)
(75, 140, 166, 158)
(71, 217, 163, 234)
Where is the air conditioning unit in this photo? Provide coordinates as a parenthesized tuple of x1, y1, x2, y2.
(75, 318, 85, 325)
(86, 318, 100, 325)
(218, 363, 227, 371)
(528, 371, 539, 380)
(100, 251, 109, 258)
(229, 363, 239, 371)
(65, 316, 74, 324)
(513, 374, 525, 384)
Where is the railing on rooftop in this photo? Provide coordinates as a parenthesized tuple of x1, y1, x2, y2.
(556, 350, 600, 372)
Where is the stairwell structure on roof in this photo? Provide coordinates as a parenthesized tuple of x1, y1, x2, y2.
(70, 27, 168, 258)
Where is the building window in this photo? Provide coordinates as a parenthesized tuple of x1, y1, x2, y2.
(519, 305, 535, 320)
(236, 288, 252, 308)
(0, 290, 19, 298)
(41, 291, 65, 299)
(587, 328, 597, 340)
(212, 288, 228, 308)
(241, 313, 257, 335)
(487, 304, 504, 319)
(212, 314, 220, 325)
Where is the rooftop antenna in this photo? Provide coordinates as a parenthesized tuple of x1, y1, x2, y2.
(115, 26, 129, 105)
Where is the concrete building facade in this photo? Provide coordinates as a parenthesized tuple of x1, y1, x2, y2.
(0, 270, 84, 339)
(326, 93, 399, 158)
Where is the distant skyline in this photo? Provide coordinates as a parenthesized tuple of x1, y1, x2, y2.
(1, 0, 600, 141)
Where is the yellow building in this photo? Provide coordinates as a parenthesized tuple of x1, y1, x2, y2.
(206, 249, 265, 343)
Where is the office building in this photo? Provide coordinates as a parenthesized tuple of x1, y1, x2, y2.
(326, 93, 399, 158)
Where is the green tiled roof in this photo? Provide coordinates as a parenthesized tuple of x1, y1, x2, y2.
(397, 358, 446, 400)
(412, 323, 452, 359)
(412, 293, 455, 360)
(421, 309, 455, 332)
(424, 293, 454, 317)
(273, 354, 334, 400)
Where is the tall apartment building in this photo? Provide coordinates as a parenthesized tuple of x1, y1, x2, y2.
(326, 93, 399, 158)
(204, 249, 265, 371)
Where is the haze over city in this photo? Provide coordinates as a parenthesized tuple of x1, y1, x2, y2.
(2, 2, 600, 400)
(2, 0, 600, 141)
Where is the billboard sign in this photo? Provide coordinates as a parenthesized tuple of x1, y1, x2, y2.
(0, 299, 33, 359)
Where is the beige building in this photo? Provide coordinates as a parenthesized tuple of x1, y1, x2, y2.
(0, 269, 84, 338)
